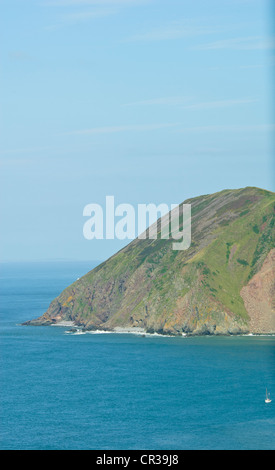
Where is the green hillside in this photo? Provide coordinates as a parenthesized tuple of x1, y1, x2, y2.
(24, 187, 275, 335)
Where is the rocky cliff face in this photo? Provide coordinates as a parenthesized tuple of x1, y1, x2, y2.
(241, 249, 275, 334)
(24, 187, 275, 335)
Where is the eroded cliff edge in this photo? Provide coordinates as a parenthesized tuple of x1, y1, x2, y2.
(241, 249, 275, 334)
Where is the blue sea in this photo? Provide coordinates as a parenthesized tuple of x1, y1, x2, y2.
(0, 261, 274, 450)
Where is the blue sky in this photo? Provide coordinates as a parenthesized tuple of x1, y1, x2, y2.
(0, 0, 274, 262)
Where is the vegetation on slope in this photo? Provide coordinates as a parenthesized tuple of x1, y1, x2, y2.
(24, 187, 275, 335)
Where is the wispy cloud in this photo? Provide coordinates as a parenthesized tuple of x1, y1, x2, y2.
(123, 96, 192, 106)
(43, 0, 148, 6)
(192, 36, 275, 51)
(42, 0, 149, 28)
(61, 8, 115, 23)
(8, 50, 34, 62)
(128, 20, 221, 42)
(44, 7, 115, 30)
(0, 157, 36, 167)
(63, 119, 269, 137)
(123, 97, 257, 109)
(181, 98, 257, 110)
(63, 123, 178, 135)
(0, 146, 53, 156)
(176, 124, 275, 133)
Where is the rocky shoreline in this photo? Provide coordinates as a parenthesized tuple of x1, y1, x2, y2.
(22, 319, 253, 337)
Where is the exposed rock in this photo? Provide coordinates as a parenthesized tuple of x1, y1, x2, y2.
(241, 249, 275, 334)
(23, 187, 275, 336)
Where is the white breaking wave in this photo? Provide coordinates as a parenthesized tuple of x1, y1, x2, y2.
(51, 321, 76, 327)
(63, 327, 184, 338)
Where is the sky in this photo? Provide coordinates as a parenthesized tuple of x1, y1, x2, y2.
(0, 0, 274, 262)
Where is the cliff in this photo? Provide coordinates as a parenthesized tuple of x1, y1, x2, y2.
(24, 187, 275, 335)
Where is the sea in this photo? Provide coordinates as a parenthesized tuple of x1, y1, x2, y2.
(0, 261, 274, 450)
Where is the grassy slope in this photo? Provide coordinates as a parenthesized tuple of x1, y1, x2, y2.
(189, 194, 274, 320)
(26, 187, 275, 334)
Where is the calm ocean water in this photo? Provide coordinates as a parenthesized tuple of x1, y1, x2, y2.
(0, 261, 274, 450)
